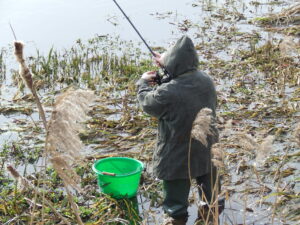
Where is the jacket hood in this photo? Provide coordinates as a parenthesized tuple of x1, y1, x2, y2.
(163, 35, 199, 78)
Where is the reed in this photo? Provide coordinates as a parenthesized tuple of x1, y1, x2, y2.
(12, 41, 95, 224)
(46, 88, 95, 192)
(294, 123, 300, 146)
(189, 108, 222, 225)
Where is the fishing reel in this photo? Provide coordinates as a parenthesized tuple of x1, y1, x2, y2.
(154, 70, 172, 85)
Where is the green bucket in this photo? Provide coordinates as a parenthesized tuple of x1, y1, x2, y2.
(92, 157, 144, 199)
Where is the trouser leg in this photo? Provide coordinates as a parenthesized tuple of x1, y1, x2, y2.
(162, 179, 190, 219)
(196, 165, 220, 204)
(196, 166, 224, 222)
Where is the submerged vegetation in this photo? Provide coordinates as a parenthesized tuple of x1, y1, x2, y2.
(0, 0, 299, 224)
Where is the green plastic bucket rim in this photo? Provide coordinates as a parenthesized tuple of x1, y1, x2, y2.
(92, 157, 144, 178)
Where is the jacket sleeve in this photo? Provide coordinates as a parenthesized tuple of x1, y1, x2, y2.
(136, 79, 170, 119)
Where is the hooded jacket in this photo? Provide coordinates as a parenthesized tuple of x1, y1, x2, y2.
(137, 35, 218, 180)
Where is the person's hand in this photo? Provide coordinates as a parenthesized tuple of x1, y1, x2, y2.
(153, 52, 165, 67)
(141, 71, 156, 81)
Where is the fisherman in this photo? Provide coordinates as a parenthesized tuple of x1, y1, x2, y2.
(136, 35, 222, 225)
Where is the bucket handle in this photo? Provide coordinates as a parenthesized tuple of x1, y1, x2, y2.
(101, 171, 116, 176)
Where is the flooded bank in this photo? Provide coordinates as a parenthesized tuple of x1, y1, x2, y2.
(0, 0, 299, 224)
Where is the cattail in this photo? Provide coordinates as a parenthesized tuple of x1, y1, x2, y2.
(191, 107, 217, 147)
(14, 41, 33, 91)
(14, 41, 47, 129)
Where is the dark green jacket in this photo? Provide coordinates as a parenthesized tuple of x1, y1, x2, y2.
(137, 35, 218, 180)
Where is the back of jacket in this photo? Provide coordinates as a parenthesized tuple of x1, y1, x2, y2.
(137, 35, 218, 180)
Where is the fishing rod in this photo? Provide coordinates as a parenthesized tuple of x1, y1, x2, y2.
(9, 22, 18, 40)
(112, 0, 171, 85)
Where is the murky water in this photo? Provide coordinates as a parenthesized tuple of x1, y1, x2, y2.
(0, 0, 197, 54)
(1, 0, 296, 53)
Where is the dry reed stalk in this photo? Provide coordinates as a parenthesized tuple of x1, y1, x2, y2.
(6, 165, 71, 225)
(14, 41, 49, 224)
(45, 88, 94, 225)
(14, 41, 47, 129)
(64, 182, 84, 225)
(294, 123, 300, 146)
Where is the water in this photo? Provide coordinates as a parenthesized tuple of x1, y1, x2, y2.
(1, 0, 293, 54)
(0, 0, 197, 54)
(1, 0, 299, 224)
